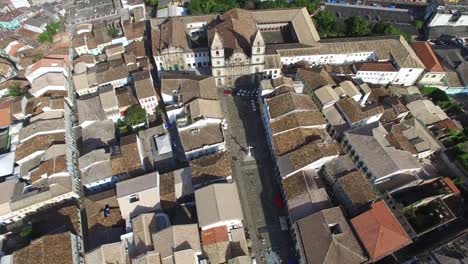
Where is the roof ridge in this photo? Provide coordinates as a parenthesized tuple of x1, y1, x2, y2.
(333, 237, 366, 262)
(213, 185, 221, 222)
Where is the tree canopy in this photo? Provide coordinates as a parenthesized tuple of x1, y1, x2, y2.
(144, 0, 157, 6)
(313, 10, 412, 40)
(187, 0, 239, 14)
(187, 0, 321, 14)
(345, 16, 371, 37)
(37, 22, 62, 43)
(125, 105, 147, 126)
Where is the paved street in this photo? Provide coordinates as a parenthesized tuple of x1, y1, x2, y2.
(220, 89, 294, 263)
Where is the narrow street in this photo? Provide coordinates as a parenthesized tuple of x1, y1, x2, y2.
(220, 89, 294, 263)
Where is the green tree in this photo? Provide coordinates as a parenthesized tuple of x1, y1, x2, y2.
(37, 22, 63, 43)
(414, 20, 424, 30)
(125, 105, 146, 126)
(144, 0, 157, 6)
(108, 26, 120, 38)
(372, 22, 400, 36)
(4, 86, 31, 98)
(314, 10, 337, 34)
(255, 0, 289, 9)
(292, 0, 320, 13)
(345, 16, 371, 37)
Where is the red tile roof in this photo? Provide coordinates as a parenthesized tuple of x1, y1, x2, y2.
(443, 177, 461, 196)
(0, 100, 11, 127)
(201, 226, 229, 246)
(351, 201, 411, 262)
(411, 42, 445, 72)
(354, 62, 397, 72)
(433, 118, 460, 132)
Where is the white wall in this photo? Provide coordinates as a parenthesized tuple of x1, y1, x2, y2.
(355, 71, 398, 85)
(393, 68, 425, 86)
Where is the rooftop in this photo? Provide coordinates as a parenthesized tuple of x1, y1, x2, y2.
(267, 92, 318, 119)
(152, 224, 201, 259)
(133, 70, 156, 99)
(336, 98, 384, 124)
(336, 171, 377, 210)
(351, 201, 411, 262)
(278, 142, 341, 176)
(111, 134, 143, 176)
(296, 207, 367, 264)
(116, 172, 158, 198)
(411, 42, 445, 72)
(273, 127, 328, 156)
(179, 123, 224, 152)
(406, 99, 448, 126)
(282, 169, 331, 222)
(13, 232, 75, 264)
(15, 132, 65, 162)
(270, 110, 326, 135)
(354, 62, 397, 72)
(189, 151, 232, 187)
(195, 183, 243, 228)
(345, 122, 422, 181)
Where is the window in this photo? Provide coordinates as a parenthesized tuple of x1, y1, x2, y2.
(129, 194, 139, 203)
(195, 53, 198, 57)
(216, 50, 219, 56)
(257, 47, 260, 53)
(217, 61, 220, 65)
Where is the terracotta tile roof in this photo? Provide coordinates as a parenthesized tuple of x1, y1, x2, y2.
(189, 151, 231, 187)
(201, 226, 229, 246)
(270, 110, 326, 134)
(208, 9, 258, 56)
(116, 86, 138, 111)
(443, 177, 460, 196)
(179, 124, 224, 152)
(133, 70, 156, 99)
(95, 58, 129, 84)
(267, 92, 318, 119)
(297, 68, 336, 91)
(153, 18, 189, 52)
(433, 118, 460, 132)
(280, 142, 341, 172)
(15, 132, 65, 162)
(273, 128, 327, 156)
(351, 201, 411, 262)
(85, 190, 124, 236)
(13, 232, 74, 264)
(336, 171, 377, 207)
(26, 58, 68, 78)
(123, 20, 145, 41)
(295, 207, 368, 264)
(411, 42, 445, 72)
(336, 98, 384, 124)
(111, 134, 143, 176)
(29, 155, 67, 183)
(354, 62, 397, 72)
(125, 40, 146, 58)
(0, 100, 11, 127)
